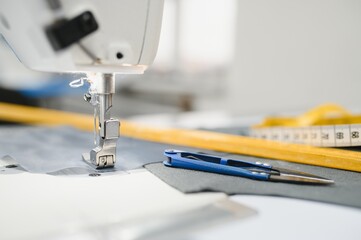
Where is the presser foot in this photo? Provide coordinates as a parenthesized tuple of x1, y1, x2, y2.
(83, 118, 120, 169)
(82, 150, 115, 169)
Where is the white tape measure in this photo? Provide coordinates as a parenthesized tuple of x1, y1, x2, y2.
(250, 124, 361, 147)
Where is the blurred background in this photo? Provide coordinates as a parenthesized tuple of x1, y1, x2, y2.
(1, 0, 361, 127)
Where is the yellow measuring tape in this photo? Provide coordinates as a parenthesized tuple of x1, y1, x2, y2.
(1, 102, 361, 172)
(251, 104, 361, 147)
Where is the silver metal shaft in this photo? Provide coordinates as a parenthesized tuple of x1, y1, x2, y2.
(98, 94, 112, 138)
(83, 73, 120, 169)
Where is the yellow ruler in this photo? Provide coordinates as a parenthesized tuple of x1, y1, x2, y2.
(251, 104, 361, 147)
(1, 102, 361, 172)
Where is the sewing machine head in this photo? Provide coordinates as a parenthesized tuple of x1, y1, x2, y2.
(0, 0, 163, 74)
(0, 0, 164, 168)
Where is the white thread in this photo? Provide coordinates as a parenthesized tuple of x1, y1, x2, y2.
(69, 77, 100, 146)
(93, 106, 99, 146)
(69, 77, 88, 88)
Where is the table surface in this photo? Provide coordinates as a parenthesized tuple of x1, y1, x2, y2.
(194, 195, 361, 240)
(2, 111, 361, 240)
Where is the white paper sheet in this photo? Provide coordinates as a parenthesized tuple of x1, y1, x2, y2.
(0, 170, 227, 240)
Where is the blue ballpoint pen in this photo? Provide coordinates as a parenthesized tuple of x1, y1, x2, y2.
(163, 149, 334, 184)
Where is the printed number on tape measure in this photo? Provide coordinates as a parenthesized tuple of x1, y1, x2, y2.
(250, 124, 361, 147)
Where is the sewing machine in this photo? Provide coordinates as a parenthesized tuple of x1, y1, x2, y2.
(0, 0, 164, 168)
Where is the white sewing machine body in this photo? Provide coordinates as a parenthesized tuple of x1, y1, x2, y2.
(0, 0, 163, 74)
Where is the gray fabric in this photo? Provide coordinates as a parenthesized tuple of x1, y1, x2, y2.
(0, 126, 204, 173)
(145, 155, 361, 209)
(0, 126, 155, 172)
(1, 126, 92, 172)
